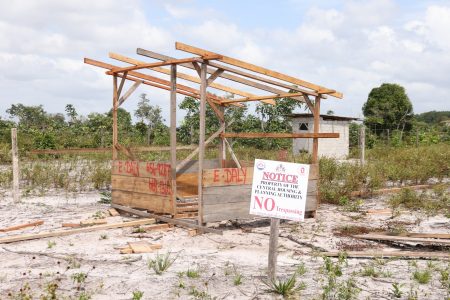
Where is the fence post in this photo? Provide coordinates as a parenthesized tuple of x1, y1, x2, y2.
(11, 128, 20, 202)
(359, 125, 365, 165)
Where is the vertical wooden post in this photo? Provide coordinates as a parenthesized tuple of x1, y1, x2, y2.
(170, 64, 177, 215)
(360, 125, 365, 165)
(112, 76, 118, 160)
(312, 96, 321, 164)
(416, 129, 419, 147)
(268, 218, 280, 281)
(197, 62, 207, 225)
(387, 129, 390, 146)
(218, 106, 226, 167)
(11, 128, 20, 203)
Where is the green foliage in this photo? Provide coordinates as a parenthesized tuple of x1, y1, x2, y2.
(416, 110, 450, 124)
(148, 252, 177, 275)
(391, 282, 404, 298)
(363, 83, 413, 133)
(263, 273, 306, 297)
(98, 191, 112, 204)
(413, 269, 432, 284)
(186, 267, 200, 278)
(131, 290, 144, 300)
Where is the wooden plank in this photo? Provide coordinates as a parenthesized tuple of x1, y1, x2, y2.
(128, 241, 162, 253)
(107, 57, 205, 74)
(108, 208, 120, 216)
(139, 224, 171, 232)
(118, 80, 142, 106)
(111, 203, 223, 235)
(353, 234, 450, 246)
(221, 92, 304, 104)
(80, 219, 107, 226)
(176, 123, 227, 173)
(368, 232, 450, 239)
(0, 220, 44, 232)
(221, 132, 339, 139)
(170, 63, 177, 215)
(203, 167, 253, 187)
(111, 190, 171, 214)
(0, 219, 156, 244)
(268, 218, 280, 281)
(11, 128, 19, 202)
(112, 160, 171, 179)
(207, 68, 224, 85)
(136, 48, 277, 105)
(224, 138, 242, 168)
(197, 62, 207, 225)
(312, 96, 321, 164)
(321, 251, 450, 259)
(177, 172, 198, 198)
(112, 76, 118, 160)
(29, 145, 201, 155)
(84, 58, 225, 104)
(175, 42, 343, 98)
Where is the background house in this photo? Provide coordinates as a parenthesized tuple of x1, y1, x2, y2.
(290, 114, 358, 159)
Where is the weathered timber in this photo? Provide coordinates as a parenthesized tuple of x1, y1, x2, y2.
(175, 42, 343, 98)
(0, 220, 44, 232)
(111, 203, 222, 235)
(353, 234, 450, 246)
(321, 251, 450, 260)
(0, 219, 156, 244)
(221, 132, 339, 139)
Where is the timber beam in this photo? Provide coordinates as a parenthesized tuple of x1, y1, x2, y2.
(175, 42, 343, 99)
(221, 132, 339, 139)
(220, 92, 305, 105)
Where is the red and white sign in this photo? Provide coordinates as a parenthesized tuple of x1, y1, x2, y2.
(249, 159, 309, 221)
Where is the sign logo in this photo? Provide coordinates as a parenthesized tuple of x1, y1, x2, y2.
(256, 161, 265, 170)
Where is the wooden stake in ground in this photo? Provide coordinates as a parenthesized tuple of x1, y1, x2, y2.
(360, 125, 365, 165)
(268, 218, 280, 281)
(11, 128, 20, 202)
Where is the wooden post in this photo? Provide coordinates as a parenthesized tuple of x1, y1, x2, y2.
(11, 128, 20, 202)
(197, 62, 207, 225)
(416, 129, 419, 147)
(312, 96, 321, 164)
(360, 125, 365, 165)
(112, 76, 118, 160)
(218, 105, 226, 167)
(170, 64, 177, 215)
(268, 218, 280, 281)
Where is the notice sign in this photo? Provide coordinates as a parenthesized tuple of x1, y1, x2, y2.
(249, 159, 310, 221)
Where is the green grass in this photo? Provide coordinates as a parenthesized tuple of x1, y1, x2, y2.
(147, 252, 177, 275)
(413, 269, 432, 284)
(263, 273, 306, 297)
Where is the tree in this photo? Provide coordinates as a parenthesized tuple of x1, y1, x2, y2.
(362, 83, 413, 134)
(134, 93, 165, 144)
(6, 104, 49, 130)
(65, 104, 78, 125)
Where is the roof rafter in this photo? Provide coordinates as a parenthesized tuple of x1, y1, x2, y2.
(175, 42, 343, 99)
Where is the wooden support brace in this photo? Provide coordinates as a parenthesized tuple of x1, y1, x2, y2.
(176, 121, 230, 173)
(223, 138, 241, 168)
(119, 80, 142, 106)
(117, 72, 127, 98)
(207, 68, 224, 85)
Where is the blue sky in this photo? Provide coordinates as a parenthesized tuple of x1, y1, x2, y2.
(0, 0, 449, 123)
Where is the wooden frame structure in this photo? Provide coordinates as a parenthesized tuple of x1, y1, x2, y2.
(85, 42, 342, 224)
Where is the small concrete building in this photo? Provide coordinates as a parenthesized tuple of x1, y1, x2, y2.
(290, 114, 358, 159)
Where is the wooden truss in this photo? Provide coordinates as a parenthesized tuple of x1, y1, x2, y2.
(84, 42, 343, 224)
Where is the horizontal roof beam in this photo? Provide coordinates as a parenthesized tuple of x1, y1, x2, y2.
(221, 132, 340, 139)
(108, 52, 259, 100)
(220, 92, 305, 105)
(175, 42, 343, 99)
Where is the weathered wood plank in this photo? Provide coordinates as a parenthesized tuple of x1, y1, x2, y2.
(321, 251, 450, 260)
(0, 220, 44, 232)
(0, 219, 156, 244)
(221, 132, 339, 139)
(353, 234, 450, 246)
(203, 168, 253, 187)
(175, 42, 343, 98)
(112, 175, 172, 196)
(111, 203, 222, 235)
(111, 190, 172, 214)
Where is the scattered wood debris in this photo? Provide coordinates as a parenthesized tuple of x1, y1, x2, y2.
(187, 229, 198, 237)
(0, 218, 156, 244)
(0, 220, 44, 232)
(321, 250, 450, 260)
(80, 219, 107, 226)
(120, 241, 162, 254)
(353, 233, 450, 246)
(108, 208, 120, 216)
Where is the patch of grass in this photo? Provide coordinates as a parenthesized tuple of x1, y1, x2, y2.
(360, 265, 381, 278)
(413, 269, 432, 284)
(233, 273, 243, 286)
(148, 252, 177, 275)
(98, 191, 112, 204)
(189, 287, 214, 300)
(71, 272, 87, 285)
(186, 267, 200, 279)
(333, 225, 376, 237)
(263, 273, 306, 297)
(131, 290, 144, 300)
(296, 262, 307, 276)
(391, 282, 404, 298)
(47, 241, 56, 249)
(99, 234, 108, 240)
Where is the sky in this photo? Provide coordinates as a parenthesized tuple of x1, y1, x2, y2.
(0, 0, 449, 123)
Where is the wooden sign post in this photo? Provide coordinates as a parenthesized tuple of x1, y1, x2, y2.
(249, 159, 310, 280)
(11, 128, 20, 203)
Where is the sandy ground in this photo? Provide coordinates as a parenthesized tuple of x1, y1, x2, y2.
(0, 191, 449, 300)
